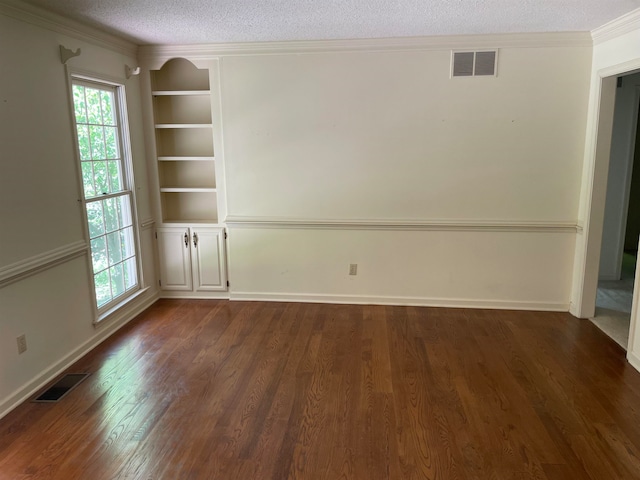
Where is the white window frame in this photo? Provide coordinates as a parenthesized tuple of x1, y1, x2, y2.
(66, 69, 144, 323)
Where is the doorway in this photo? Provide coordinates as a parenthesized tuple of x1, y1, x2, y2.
(593, 253, 637, 347)
(592, 72, 640, 348)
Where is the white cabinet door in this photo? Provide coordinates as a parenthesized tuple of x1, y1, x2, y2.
(191, 227, 226, 291)
(157, 227, 193, 291)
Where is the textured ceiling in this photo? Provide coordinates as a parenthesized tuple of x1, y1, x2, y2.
(19, 0, 640, 45)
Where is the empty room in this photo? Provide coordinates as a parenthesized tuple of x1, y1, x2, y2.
(2, 0, 640, 478)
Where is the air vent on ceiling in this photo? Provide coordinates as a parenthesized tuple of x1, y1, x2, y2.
(452, 50, 497, 78)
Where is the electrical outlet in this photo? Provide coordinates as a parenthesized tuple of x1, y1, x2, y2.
(17, 334, 27, 354)
(349, 263, 358, 276)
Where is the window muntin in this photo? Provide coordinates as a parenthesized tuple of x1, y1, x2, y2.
(71, 79, 140, 312)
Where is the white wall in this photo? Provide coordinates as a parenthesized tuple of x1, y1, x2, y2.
(228, 227, 576, 310)
(599, 72, 640, 280)
(215, 39, 591, 308)
(0, 8, 158, 418)
(223, 47, 589, 221)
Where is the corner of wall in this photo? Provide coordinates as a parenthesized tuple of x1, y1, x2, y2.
(0, 290, 159, 421)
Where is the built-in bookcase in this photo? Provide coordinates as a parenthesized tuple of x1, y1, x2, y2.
(151, 58, 218, 224)
(145, 57, 228, 296)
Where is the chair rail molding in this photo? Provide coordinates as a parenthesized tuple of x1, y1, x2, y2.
(0, 241, 89, 288)
(224, 216, 581, 233)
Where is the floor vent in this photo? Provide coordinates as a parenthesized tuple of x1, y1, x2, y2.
(33, 373, 90, 403)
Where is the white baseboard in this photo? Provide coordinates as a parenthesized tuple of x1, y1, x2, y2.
(627, 350, 640, 373)
(569, 302, 580, 318)
(229, 291, 569, 312)
(0, 291, 159, 421)
(160, 292, 230, 300)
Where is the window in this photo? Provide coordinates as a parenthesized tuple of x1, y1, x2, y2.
(70, 77, 140, 314)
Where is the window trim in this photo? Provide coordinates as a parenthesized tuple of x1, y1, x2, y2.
(65, 67, 145, 323)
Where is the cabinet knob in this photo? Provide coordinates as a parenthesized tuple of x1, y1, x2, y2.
(193, 232, 198, 248)
(184, 232, 189, 248)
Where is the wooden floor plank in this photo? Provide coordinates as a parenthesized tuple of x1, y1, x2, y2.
(2, 300, 640, 479)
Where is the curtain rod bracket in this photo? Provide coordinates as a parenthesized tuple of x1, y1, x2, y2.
(125, 65, 140, 79)
(60, 45, 81, 64)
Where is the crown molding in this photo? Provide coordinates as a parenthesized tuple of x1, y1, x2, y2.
(0, 0, 137, 57)
(138, 31, 592, 61)
(592, 8, 640, 45)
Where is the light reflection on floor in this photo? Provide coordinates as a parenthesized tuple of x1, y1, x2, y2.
(92, 336, 149, 471)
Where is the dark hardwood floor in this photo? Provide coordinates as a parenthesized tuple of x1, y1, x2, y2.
(2, 300, 640, 479)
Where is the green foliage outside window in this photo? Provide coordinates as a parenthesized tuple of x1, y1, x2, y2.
(72, 82, 137, 309)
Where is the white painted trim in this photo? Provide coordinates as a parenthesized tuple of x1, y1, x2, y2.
(159, 292, 230, 299)
(225, 216, 580, 233)
(627, 350, 640, 373)
(138, 32, 591, 61)
(599, 59, 640, 80)
(0, 241, 88, 288)
(141, 218, 156, 230)
(569, 301, 579, 317)
(0, 0, 137, 57)
(94, 287, 151, 325)
(230, 291, 569, 312)
(0, 291, 159, 421)
(592, 8, 640, 45)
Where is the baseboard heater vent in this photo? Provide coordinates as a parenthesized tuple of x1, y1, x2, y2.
(33, 373, 90, 403)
